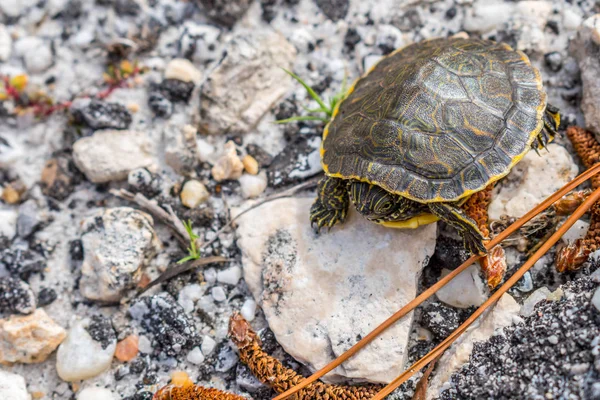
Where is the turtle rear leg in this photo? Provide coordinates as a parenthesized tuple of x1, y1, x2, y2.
(310, 177, 350, 232)
(462, 185, 506, 288)
(533, 103, 561, 151)
(428, 202, 487, 256)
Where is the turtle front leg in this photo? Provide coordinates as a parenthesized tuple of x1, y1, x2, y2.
(533, 103, 561, 150)
(310, 177, 350, 232)
(461, 185, 506, 288)
(428, 202, 487, 256)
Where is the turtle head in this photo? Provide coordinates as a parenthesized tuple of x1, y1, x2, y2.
(349, 181, 405, 222)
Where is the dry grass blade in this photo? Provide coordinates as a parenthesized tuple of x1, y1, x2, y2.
(370, 184, 600, 400)
(273, 163, 600, 400)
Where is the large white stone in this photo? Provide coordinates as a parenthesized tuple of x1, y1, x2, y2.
(0, 370, 30, 400)
(435, 265, 488, 309)
(489, 144, 578, 221)
(56, 319, 117, 382)
(235, 197, 437, 383)
(199, 29, 296, 135)
(427, 294, 521, 400)
(73, 130, 155, 183)
(80, 208, 161, 303)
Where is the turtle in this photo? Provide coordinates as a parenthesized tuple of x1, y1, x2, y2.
(310, 37, 561, 256)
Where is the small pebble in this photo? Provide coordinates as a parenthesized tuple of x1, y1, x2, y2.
(592, 287, 600, 312)
(217, 266, 242, 286)
(211, 141, 244, 182)
(77, 387, 115, 400)
(165, 58, 203, 85)
(114, 335, 139, 362)
(241, 299, 257, 322)
(186, 346, 205, 365)
(181, 180, 210, 208)
(548, 335, 559, 345)
(242, 155, 259, 175)
(211, 286, 227, 302)
(138, 335, 152, 354)
(239, 172, 268, 199)
(204, 268, 217, 285)
(201, 336, 217, 356)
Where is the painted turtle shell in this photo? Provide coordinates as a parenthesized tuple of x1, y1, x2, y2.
(321, 37, 546, 202)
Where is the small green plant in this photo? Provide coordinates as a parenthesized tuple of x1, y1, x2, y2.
(276, 69, 347, 124)
(177, 220, 201, 264)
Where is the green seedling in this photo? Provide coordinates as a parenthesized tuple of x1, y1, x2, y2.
(177, 220, 201, 264)
(276, 69, 348, 124)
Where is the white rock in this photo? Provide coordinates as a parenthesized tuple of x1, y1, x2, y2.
(165, 124, 199, 176)
(363, 54, 383, 73)
(201, 336, 217, 356)
(0, 370, 30, 400)
(489, 144, 578, 220)
(239, 172, 267, 199)
(199, 29, 296, 135)
(217, 265, 242, 286)
(575, 14, 600, 139)
(73, 130, 155, 183)
(0, 25, 11, 62)
(0, 309, 66, 364)
(463, 2, 513, 33)
(79, 208, 161, 303)
(591, 287, 600, 312)
(427, 294, 520, 400)
(56, 319, 117, 382)
(177, 284, 205, 314)
(165, 58, 203, 85)
(77, 387, 115, 400)
(520, 286, 552, 317)
(563, 8, 583, 31)
(562, 220, 590, 244)
(436, 265, 488, 309)
(211, 286, 226, 302)
(181, 180, 210, 208)
(14, 37, 53, 74)
(0, 209, 17, 238)
(186, 346, 205, 365)
(138, 335, 152, 354)
(204, 268, 217, 285)
(240, 299, 257, 322)
(235, 197, 437, 383)
(211, 141, 244, 182)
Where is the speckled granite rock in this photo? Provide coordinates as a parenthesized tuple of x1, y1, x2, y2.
(438, 276, 600, 399)
(235, 197, 437, 383)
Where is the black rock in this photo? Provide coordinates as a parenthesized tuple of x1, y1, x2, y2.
(129, 357, 147, 374)
(440, 276, 600, 399)
(544, 51, 563, 72)
(158, 79, 195, 103)
(199, 0, 253, 28)
(261, 0, 278, 23)
(0, 277, 36, 315)
(148, 91, 173, 118)
(315, 0, 349, 21)
(126, 392, 153, 400)
(127, 168, 163, 198)
(246, 144, 273, 168)
(421, 302, 471, 341)
(343, 28, 361, 53)
(128, 293, 200, 357)
(69, 239, 84, 261)
(0, 246, 46, 281)
(267, 134, 322, 188)
(40, 155, 82, 201)
(445, 6, 457, 19)
(37, 287, 57, 307)
(115, 0, 141, 15)
(85, 315, 117, 350)
(71, 100, 132, 130)
(236, 363, 270, 395)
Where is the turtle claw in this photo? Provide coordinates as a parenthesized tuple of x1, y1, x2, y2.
(309, 200, 347, 233)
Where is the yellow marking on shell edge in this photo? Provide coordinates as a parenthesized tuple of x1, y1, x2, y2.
(323, 40, 547, 204)
(379, 214, 440, 229)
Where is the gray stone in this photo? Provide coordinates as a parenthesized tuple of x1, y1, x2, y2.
(16, 200, 42, 239)
(574, 14, 600, 140)
(165, 124, 199, 176)
(73, 130, 155, 183)
(235, 197, 437, 383)
(79, 207, 161, 303)
(199, 29, 296, 135)
(0, 277, 36, 315)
